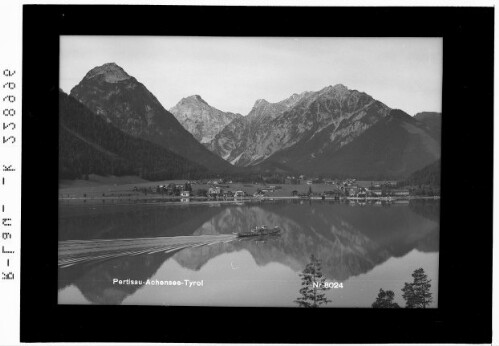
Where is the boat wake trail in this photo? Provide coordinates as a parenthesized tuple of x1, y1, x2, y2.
(58, 234, 237, 268)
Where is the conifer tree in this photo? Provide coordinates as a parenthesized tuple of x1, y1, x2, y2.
(295, 254, 332, 308)
(372, 288, 400, 308)
(401, 268, 433, 308)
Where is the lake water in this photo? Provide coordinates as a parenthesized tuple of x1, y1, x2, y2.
(58, 199, 439, 307)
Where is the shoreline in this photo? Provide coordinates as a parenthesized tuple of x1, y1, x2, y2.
(59, 195, 440, 204)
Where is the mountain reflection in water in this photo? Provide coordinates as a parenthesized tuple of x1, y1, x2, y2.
(58, 199, 439, 307)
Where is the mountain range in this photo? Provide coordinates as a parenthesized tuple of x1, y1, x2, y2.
(62, 62, 441, 180)
(207, 84, 440, 178)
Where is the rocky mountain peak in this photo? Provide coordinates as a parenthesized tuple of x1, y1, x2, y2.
(83, 62, 131, 83)
(182, 94, 208, 105)
(254, 99, 269, 107)
(320, 83, 350, 95)
(333, 83, 348, 90)
(287, 93, 304, 101)
(170, 95, 243, 144)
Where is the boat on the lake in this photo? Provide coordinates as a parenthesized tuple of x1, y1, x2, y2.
(235, 225, 281, 238)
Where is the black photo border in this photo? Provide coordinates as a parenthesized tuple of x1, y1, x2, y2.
(21, 5, 493, 343)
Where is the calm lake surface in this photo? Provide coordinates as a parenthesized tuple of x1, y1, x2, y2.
(58, 199, 439, 307)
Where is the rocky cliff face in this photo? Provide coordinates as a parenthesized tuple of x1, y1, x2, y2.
(169, 95, 242, 144)
(70, 63, 234, 173)
(210, 84, 391, 167)
(208, 91, 311, 164)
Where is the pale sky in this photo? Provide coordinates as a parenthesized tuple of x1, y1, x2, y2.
(60, 36, 442, 116)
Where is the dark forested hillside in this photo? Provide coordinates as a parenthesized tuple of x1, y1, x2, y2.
(258, 109, 440, 179)
(403, 159, 441, 187)
(414, 112, 441, 142)
(59, 91, 208, 180)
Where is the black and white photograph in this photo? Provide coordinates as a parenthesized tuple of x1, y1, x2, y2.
(58, 36, 441, 308)
(12, 3, 493, 344)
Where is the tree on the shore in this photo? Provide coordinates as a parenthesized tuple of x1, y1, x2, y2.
(372, 289, 400, 308)
(402, 268, 433, 308)
(295, 255, 332, 308)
